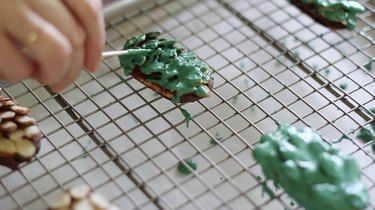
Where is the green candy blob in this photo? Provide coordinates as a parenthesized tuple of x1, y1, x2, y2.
(299, 0, 365, 29)
(357, 125, 375, 142)
(252, 123, 369, 210)
(118, 31, 212, 103)
(177, 159, 197, 175)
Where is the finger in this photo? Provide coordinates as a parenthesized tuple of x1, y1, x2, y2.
(50, 46, 84, 92)
(3, 8, 72, 85)
(26, 0, 86, 51)
(63, 0, 105, 72)
(26, 0, 86, 88)
(0, 35, 33, 82)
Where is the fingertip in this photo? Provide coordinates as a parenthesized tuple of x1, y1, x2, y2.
(49, 85, 63, 93)
(85, 58, 100, 72)
(84, 47, 102, 72)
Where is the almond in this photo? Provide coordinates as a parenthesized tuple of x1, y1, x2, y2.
(10, 105, 29, 115)
(15, 116, 35, 126)
(73, 199, 94, 210)
(69, 184, 91, 200)
(3, 100, 15, 106)
(16, 140, 36, 159)
(9, 130, 25, 142)
(49, 192, 72, 209)
(0, 111, 15, 120)
(24, 125, 41, 141)
(90, 193, 110, 209)
(0, 140, 16, 156)
(108, 205, 120, 210)
(0, 121, 17, 133)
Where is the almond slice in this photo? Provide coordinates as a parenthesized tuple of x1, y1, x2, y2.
(9, 130, 25, 142)
(3, 100, 15, 106)
(90, 193, 110, 209)
(0, 121, 17, 133)
(24, 125, 41, 141)
(49, 192, 72, 209)
(16, 140, 36, 159)
(73, 199, 94, 210)
(107, 204, 120, 210)
(0, 111, 16, 120)
(15, 116, 35, 126)
(0, 140, 16, 156)
(69, 184, 91, 200)
(10, 105, 30, 115)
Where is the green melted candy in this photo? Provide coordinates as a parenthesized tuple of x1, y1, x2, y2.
(299, 0, 365, 29)
(118, 31, 212, 103)
(364, 58, 373, 71)
(180, 108, 192, 128)
(252, 123, 369, 210)
(177, 159, 197, 175)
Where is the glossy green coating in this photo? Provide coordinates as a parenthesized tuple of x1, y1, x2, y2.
(364, 58, 373, 71)
(357, 125, 375, 142)
(300, 0, 365, 29)
(252, 123, 369, 210)
(177, 159, 197, 175)
(332, 134, 350, 144)
(210, 132, 223, 145)
(118, 31, 212, 103)
(180, 109, 192, 128)
(339, 82, 348, 90)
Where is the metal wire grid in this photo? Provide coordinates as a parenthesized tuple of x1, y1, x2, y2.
(0, 0, 374, 209)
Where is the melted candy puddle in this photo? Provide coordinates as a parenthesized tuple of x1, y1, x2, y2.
(210, 132, 223, 145)
(339, 82, 348, 90)
(177, 159, 197, 175)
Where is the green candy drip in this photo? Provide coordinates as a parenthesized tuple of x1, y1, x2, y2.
(118, 31, 211, 103)
(177, 159, 197, 175)
(299, 0, 365, 29)
(332, 134, 350, 144)
(252, 123, 369, 210)
(364, 58, 373, 71)
(180, 108, 192, 128)
(357, 124, 375, 142)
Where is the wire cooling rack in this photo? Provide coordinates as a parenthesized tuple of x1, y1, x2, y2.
(0, 0, 374, 209)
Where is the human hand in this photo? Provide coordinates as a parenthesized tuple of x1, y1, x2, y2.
(0, 0, 105, 92)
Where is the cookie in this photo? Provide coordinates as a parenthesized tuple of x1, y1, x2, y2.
(48, 184, 119, 210)
(0, 95, 42, 170)
(290, 0, 365, 30)
(118, 31, 213, 103)
(252, 123, 369, 210)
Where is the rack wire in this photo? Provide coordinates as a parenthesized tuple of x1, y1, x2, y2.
(0, 0, 374, 209)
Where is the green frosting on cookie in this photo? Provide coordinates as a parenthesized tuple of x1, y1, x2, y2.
(118, 31, 212, 103)
(252, 123, 369, 210)
(299, 0, 365, 29)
